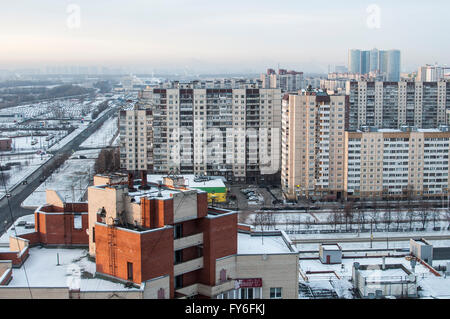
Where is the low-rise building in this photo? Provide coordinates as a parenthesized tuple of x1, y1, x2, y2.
(352, 262, 418, 299)
(410, 239, 433, 265)
(319, 244, 343, 264)
(0, 174, 298, 299)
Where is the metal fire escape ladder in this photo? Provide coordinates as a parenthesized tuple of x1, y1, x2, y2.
(108, 222, 117, 277)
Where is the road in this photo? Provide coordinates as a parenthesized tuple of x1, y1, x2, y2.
(0, 105, 118, 233)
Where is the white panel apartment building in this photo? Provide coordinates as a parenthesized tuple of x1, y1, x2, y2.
(347, 81, 450, 130)
(120, 83, 282, 184)
(119, 102, 153, 172)
(281, 90, 349, 200)
(345, 126, 450, 199)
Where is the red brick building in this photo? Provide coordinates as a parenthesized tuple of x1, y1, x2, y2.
(0, 174, 299, 299)
(88, 174, 238, 298)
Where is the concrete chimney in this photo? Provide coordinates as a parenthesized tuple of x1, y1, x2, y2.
(140, 171, 149, 190)
(128, 172, 136, 192)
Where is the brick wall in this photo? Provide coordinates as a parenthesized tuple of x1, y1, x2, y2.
(198, 213, 238, 286)
(35, 212, 88, 245)
(95, 224, 174, 296)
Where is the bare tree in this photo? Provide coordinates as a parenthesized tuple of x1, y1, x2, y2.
(407, 209, 418, 231)
(327, 208, 342, 231)
(395, 210, 404, 232)
(418, 201, 431, 230)
(383, 199, 393, 232)
(343, 202, 354, 232)
(430, 205, 439, 230)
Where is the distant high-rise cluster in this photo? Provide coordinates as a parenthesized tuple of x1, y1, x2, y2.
(348, 49, 401, 81)
(260, 68, 304, 92)
(417, 64, 450, 82)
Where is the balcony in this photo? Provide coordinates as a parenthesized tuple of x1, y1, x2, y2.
(174, 257, 204, 277)
(174, 233, 203, 251)
(175, 280, 236, 299)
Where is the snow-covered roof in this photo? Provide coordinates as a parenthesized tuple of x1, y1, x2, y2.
(237, 233, 295, 255)
(147, 174, 226, 189)
(0, 215, 36, 245)
(358, 266, 411, 281)
(321, 244, 341, 251)
(419, 277, 450, 299)
(7, 247, 141, 292)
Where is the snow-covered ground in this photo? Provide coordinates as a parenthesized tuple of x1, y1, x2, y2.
(0, 153, 52, 196)
(80, 116, 117, 149)
(0, 97, 108, 122)
(21, 150, 100, 209)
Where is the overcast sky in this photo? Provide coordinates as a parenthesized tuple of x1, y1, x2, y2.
(1, 0, 449, 73)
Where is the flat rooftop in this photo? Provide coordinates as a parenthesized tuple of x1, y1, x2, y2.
(321, 244, 341, 251)
(237, 232, 295, 255)
(6, 246, 141, 292)
(0, 215, 36, 246)
(300, 256, 432, 279)
(94, 180, 204, 202)
(358, 265, 412, 282)
(147, 174, 226, 190)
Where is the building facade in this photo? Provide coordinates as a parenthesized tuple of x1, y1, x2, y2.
(261, 69, 304, 92)
(120, 83, 283, 184)
(281, 90, 349, 200)
(345, 126, 450, 200)
(347, 81, 450, 130)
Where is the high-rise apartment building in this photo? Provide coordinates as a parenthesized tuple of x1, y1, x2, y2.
(347, 80, 450, 130)
(281, 90, 349, 200)
(120, 82, 282, 184)
(345, 126, 450, 199)
(119, 102, 154, 173)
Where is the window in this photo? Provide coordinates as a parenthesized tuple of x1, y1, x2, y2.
(174, 250, 183, 265)
(270, 288, 282, 299)
(239, 288, 261, 299)
(157, 288, 165, 299)
(174, 224, 183, 239)
(127, 262, 133, 281)
(175, 275, 183, 290)
(73, 215, 82, 229)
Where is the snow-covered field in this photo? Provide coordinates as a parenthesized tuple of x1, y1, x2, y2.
(0, 97, 108, 122)
(21, 150, 100, 209)
(0, 153, 52, 196)
(80, 116, 117, 149)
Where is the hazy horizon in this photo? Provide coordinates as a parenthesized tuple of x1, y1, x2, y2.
(1, 0, 449, 74)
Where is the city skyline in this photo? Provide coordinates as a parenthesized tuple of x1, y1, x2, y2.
(1, 0, 450, 73)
